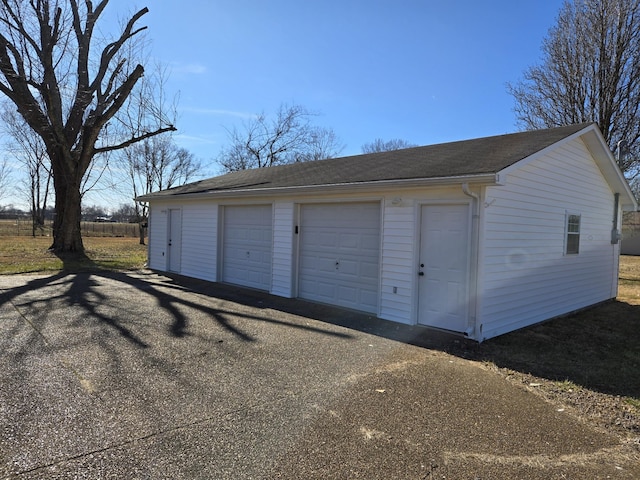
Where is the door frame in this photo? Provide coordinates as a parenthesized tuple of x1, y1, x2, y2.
(166, 208, 182, 273)
(413, 200, 473, 332)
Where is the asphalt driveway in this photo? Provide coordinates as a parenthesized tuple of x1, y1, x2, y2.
(0, 271, 638, 479)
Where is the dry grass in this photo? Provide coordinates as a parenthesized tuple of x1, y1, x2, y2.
(0, 236, 147, 274)
(619, 254, 640, 302)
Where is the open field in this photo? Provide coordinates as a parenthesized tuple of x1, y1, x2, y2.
(0, 218, 139, 237)
(619, 254, 640, 295)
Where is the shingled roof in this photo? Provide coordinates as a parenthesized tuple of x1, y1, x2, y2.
(138, 123, 594, 200)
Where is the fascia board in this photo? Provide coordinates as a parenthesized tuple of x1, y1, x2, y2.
(135, 173, 499, 203)
(580, 128, 638, 211)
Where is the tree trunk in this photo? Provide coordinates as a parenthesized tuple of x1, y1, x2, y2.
(138, 222, 146, 245)
(31, 178, 36, 238)
(50, 176, 84, 253)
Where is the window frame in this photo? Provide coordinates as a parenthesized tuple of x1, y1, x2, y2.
(564, 212, 581, 255)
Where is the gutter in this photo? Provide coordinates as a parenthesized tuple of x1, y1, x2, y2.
(136, 173, 500, 202)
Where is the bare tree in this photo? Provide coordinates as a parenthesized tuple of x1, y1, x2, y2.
(296, 126, 346, 162)
(120, 135, 200, 244)
(0, 156, 9, 203)
(361, 138, 418, 153)
(111, 203, 136, 223)
(1, 106, 52, 236)
(508, 0, 640, 184)
(218, 103, 344, 172)
(0, 1, 176, 253)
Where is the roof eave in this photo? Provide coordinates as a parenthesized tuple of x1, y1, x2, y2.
(497, 123, 638, 211)
(135, 173, 499, 202)
(579, 126, 638, 211)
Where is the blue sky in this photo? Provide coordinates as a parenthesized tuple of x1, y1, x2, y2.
(3, 1, 567, 209)
(130, 0, 564, 164)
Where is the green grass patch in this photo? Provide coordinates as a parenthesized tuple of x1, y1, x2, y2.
(625, 397, 640, 409)
(552, 379, 583, 393)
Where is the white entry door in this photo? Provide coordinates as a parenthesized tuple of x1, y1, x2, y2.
(298, 202, 380, 313)
(417, 204, 470, 332)
(167, 208, 182, 273)
(222, 205, 273, 291)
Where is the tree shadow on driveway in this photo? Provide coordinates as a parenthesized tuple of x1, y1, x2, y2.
(113, 271, 640, 401)
(180, 273, 640, 401)
(0, 269, 353, 354)
(2, 267, 637, 401)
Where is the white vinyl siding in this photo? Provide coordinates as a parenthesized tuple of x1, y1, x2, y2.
(146, 202, 217, 280)
(479, 137, 616, 340)
(180, 203, 218, 281)
(271, 202, 295, 297)
(379, 203, 415, 323)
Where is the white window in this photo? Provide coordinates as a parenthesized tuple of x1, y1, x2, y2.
(565, 213, 581, 255)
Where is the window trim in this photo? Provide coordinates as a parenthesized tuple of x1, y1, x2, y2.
(564, 212, 581, 255)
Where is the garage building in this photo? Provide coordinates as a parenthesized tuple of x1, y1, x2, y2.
(137, 123, 637, 341)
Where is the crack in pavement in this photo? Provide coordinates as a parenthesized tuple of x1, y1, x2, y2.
(14, 396, 290, 477)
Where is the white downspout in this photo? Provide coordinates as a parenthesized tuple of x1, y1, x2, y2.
(462, 183, 481, 340)
(611, 193, 621, 299)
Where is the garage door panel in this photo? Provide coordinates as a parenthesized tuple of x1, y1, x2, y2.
(299, 253, 332, 273)
(338, 260, 358, 276)
(361, 233, 381, 251)
(338, 285, 357, 302)
(338, 233, 359, 249)
(223, 205, 272, 291)
(317, 233, 337, 248)
(298, 278, 335, 302)
(361, 288, 378, 305)
(299, 203, 380, 313)
(360, 261, 379, 279)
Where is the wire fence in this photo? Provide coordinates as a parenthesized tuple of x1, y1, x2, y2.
(0, 218, 140, 237)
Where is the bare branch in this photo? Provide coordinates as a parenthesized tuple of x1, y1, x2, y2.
(218, 102, 343, 172)
(90, 6, 148, 94)
(509, 0, 640, 180)
(94, 124, 177, 154)
(0, 0, 177, 252)
(361, 138, 417, 154)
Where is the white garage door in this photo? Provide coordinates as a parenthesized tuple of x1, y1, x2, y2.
(223, 205, 272, 291)
(299, 203, 381, 313)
